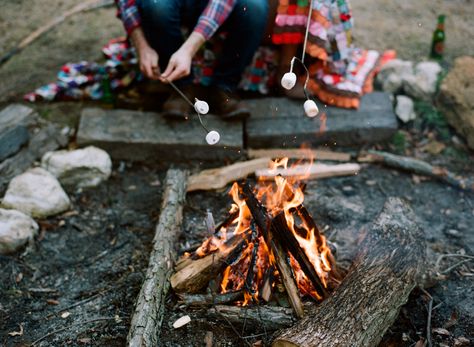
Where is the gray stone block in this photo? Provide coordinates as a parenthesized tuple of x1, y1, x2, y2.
(77, 108, 244, 162)
(246, 92, 398, 148)
(0, 126, 29, 162)
(0, 104, 36, 161)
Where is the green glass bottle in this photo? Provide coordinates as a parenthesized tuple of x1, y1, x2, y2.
(430, 15, 445, 60)
(101, 72, 114, 108)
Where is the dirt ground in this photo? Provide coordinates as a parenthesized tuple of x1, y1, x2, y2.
(1, 162, 473, 346)
(1, 1, 474, 346)
(0, 0, 473, 104)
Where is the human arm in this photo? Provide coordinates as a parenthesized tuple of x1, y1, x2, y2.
(115, 0, 160, 79)
(161, 0, 237, 82)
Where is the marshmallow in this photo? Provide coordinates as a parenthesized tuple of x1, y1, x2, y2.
(205, 130, 220, 145)
(304, 99, 319, 118)
(173, 315, 191, 329)
(194, 99, 209, 114)
(281, 72, 297, 90)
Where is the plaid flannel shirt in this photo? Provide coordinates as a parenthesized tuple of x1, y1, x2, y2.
(115, 0, 237, 40)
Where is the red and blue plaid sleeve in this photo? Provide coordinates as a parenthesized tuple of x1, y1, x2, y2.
(193, 0, 237, 40)
(115, 0, 142, 36)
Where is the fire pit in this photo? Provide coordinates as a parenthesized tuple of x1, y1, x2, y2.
(127, 164, 425, 347)
(171, 158, 339, 316)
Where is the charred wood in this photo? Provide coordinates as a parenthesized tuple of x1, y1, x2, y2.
(209, 305, 296, 331)
(241, 183, 304, 318)
(170, 232, 251, 293)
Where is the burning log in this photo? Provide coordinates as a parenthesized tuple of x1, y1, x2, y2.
(271, 213, 328, 298)
(170, 233, 250, 293)
(272, 197, 426, 347)
(127, 169, 188, 347)
(209, 305, 296, 330)
(256, 163, 361, 181)
(241, 183, 304, 318)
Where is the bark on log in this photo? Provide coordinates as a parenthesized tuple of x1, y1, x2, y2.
(127, 169, 188, 347)
(256, 163, 360, 181)
(177, 290, 243, 306)
(187, 158, 271, 192)
(272, 197, 426, 347)
(209, 305, 296, 330)
(248, 148, 351, 162)
(359, 150, 474, 191)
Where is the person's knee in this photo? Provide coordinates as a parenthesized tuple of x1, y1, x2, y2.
(235, 0, 269, 29)
(138, 0, 177, 25)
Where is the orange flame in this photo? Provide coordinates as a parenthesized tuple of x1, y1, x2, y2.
(192, 155, 334, 305)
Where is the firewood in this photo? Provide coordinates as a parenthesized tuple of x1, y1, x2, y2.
(241, 183, 304, 319)
(260, 266, 275, 302)
(177, 290, 244, 306)
(256, 163, 361, 181)
(272, 197, 426, 347)
(271, 213, 328, 299)
(187, 158, 271, 192)
(127, 169, 188, 347)
(170, 233, 250, 293)
(209, 305, 296, 330)
(359, 150, 474, 191)
(174, 211, 239, 272)
(248, 148, 351, 162)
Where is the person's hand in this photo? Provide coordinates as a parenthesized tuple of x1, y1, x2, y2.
(160, 47, 193, 83)
(137, 45, 160, 80)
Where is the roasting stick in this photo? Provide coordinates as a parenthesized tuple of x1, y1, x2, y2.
(162, 77, 210, 132)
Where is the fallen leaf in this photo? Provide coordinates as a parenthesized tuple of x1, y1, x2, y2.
(46, 299, 59, 305)
(454, 336, 470, 346)
(78, 337, 91, 344)
(8, 324, 23, 337)
(421, 140, 446, 155)
(433, 327, 450, 336)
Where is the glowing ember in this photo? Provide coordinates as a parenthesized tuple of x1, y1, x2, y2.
(190, 157, 336, 305)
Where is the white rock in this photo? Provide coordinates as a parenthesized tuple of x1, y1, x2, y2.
(41, 146, 112, 188)
(0, 208, 38, 254)
(173, 315, 191, 329)
(376, 59, 414, 93)
(403, 61, 442, 100)
(1, 168, 70, 218)
(395, 95, 416, 123)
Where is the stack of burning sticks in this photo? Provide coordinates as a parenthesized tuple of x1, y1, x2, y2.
(171, 159, 341, 319)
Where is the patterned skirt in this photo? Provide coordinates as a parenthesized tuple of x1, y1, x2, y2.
(272, 0, 381, 109)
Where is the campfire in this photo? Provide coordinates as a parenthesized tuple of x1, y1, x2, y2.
(171, 158, 340, 316)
